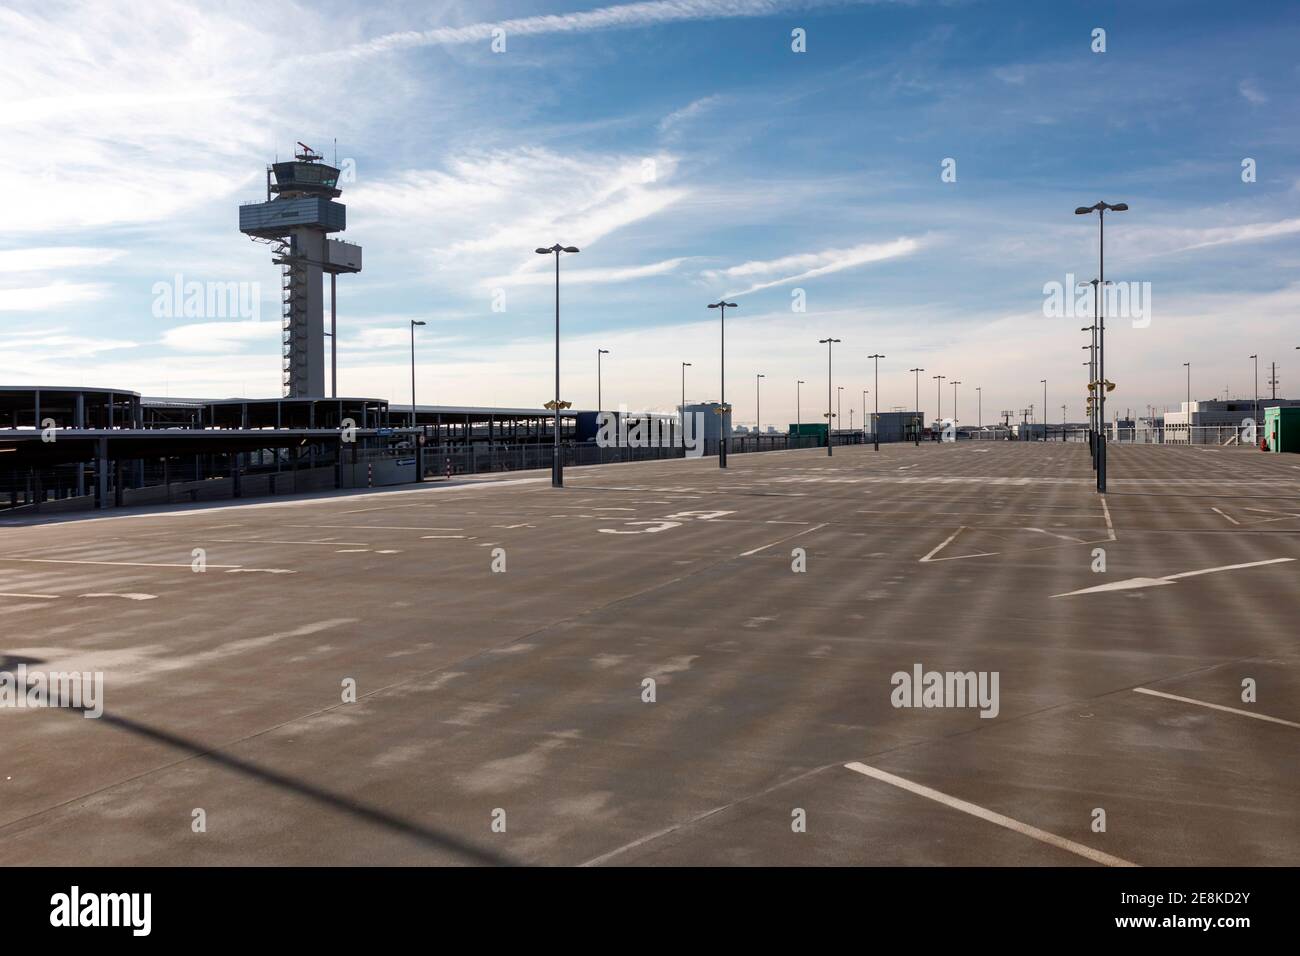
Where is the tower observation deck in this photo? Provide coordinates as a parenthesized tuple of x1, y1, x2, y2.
(240, 143, 362, 398)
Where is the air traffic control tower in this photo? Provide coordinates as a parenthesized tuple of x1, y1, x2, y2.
(240, 144, 362, 397)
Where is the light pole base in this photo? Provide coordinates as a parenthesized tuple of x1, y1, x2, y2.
(552, 451, 563, 488)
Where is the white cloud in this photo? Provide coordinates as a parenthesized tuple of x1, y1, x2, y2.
(319, 1, 877, 62)
(1238, 78, 1267, 105)
(351, 149, 687, 279)
(658, 95, 723, 136)
(1129, 216, 1300, 258)
(0, 281, 110, 310)
(160, 320, 279, 352)
(485, 258, 688, 288)
(703, 237, 921, 295)
(0, 247, 125, 273)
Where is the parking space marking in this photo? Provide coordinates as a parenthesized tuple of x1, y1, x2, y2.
(1133, 688, 1300, 729)
(1053, 557, 1295, 597)
(739, 522, 827, 557)
(0, 556, 242, 569)
(844, 762, 1137, 867)
(1206, 504, 1237, 528)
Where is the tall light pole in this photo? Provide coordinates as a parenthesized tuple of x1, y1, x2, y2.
(709, 300, 738, 468)
(933, 374, 945, 434)
(597, 348, 609, 412)
(756, 373, 765, 438)
(975, 386, 982, 431)
(1075, 200, 1128, 493)
(536, 243, 579, 488)
(819, 338, 840, 456)
(951, 380, 961, 437)
(861, 390, 869, 442)
(909, 367, 924, 445)
(1250, 354, 1258, 427)
(681, 361, 691, 448)
(1183, 362, 1191, 409)
(869, 353, 884, 451)
(409, 319, 426, 426)
(797, 379, 805, 442)
(836, 386, 843, 438)
(1040, 379, 1047, 441)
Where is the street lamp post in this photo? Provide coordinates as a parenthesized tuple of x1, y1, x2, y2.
(869, 354, 884, 450)
(756, 373, 765, 443)
(1040, 379, 1047, 441)
(681, 362, 691, 448)
(836, 386, 843, 440)
(951, 380, 961, 438)
(709, 300, 738, 468)
(597, 348, 609, 412)
(797, 380, 805, 444)
(933, 374, 945, 439)
(1075, 200, 1128, 493)
(976, 386, 982, 432)
(909, 367, 924, 445)
(409, 319, 426, 427)
(1250, 354, 1258, 430)
(536, 243, 579, 488)
(819, 338, 841, 456)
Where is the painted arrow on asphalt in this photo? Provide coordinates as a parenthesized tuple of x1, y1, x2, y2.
(1052, 557, 1295, 597)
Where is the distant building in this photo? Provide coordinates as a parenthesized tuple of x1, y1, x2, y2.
(1164, 398, 1300, 428)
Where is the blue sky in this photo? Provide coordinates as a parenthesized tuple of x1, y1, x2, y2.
(2, 0, 1298, 427)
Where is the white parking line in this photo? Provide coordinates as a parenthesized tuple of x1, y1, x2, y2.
(1133, 687, 1300, 729)
(844, 762, 1137, 867)
(1053, 557, 1295, 597)
(1210, 507, 1239, 525)
(0, 592, 58, 599)
(739, 522, 827, 556)
(0, 557, 241, 569)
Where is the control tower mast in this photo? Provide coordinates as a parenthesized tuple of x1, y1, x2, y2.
(239, 143, 362, 397)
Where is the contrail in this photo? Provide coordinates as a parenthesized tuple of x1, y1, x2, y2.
(317, 0, 890, 62)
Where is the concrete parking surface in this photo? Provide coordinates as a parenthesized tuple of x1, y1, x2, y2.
(1, 441, 1297, 866)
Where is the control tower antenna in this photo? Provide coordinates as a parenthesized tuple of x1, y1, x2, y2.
(240, 141, 363, 398)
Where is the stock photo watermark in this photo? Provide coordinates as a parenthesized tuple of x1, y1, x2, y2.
(0, 665, 104, 718)
(1042, 272, 1152, 328)
(152, 274, 261, 322)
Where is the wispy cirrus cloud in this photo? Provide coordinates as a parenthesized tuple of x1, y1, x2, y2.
(0, 247, 125, 273)
(484, 257, 688, 288)
(704, 237, 921, 295)
(318, 0, 886, 62)
(0, 281, 110, 311)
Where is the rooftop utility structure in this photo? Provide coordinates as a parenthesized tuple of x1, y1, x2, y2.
(240, 143, 362, 398)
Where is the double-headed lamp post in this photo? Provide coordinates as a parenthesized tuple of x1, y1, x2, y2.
(409, 319, 426, 426)
(933, 374, 945, 434)
(868, 354, 884, 451)
(819, 337, 841, 456)
(709, 300, 738, 468)
(536, 243, 579, 488)
(1075, 200, 1128, 493)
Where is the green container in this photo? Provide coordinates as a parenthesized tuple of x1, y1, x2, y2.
(1264, 406, 1300, 453)
(788, 423, 828, 438)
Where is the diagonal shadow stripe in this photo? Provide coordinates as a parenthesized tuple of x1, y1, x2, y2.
(8, 706, 516, 867)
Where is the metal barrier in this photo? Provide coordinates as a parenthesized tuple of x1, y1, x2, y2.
(1112, 425, 1262, 447)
